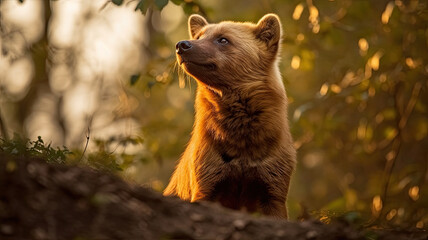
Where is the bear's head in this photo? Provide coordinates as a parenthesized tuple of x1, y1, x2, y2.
(176, 14, 282, 91)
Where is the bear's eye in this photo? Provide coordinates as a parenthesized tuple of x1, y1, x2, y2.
(217, 38, 229, 45)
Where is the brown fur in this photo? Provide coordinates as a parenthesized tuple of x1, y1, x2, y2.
(164, 14, 296, 218)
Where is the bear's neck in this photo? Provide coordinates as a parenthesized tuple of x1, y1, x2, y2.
(193, 81, 287, 159)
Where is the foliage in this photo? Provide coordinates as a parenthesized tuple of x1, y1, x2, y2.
(126, 0, 428, 229)
(0, 134, 147, 174)
(1, 0, 426, 231)
(110, 0, 206, 15)
(69, 135, 146, 173)
(0, 135, 71, 164)
(284, 0, 427, 229)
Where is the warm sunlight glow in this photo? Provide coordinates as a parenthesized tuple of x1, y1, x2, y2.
(24, 95, 64, 145)
(292, 3, 304, 20)
(368, 51, 383, 71)
(405, 57, 416, 69)
(330, 84, 341, 94)
(409, 186, 419, 201)
(291, 55, 301, 69)
(312, 24, 320, 34)
(358, 38, 369, 55)
(309, 6, 319, 22)
(386, 209, 397, 220)
(370, 55, 380, 71)
(3, 57, 34, 99)
(382, 2, 395, 24)
(319, 83, 329, 96)
(308, 5, 320, 33)
(49, 0, 82, 47)
(49, 2, 146, 146)
(49, 64, 72, 94)
(296, 33, 305, 42)
(2, 0, 44, 43)
(1, 1, 427, 230)
(372, 195, 383, 216)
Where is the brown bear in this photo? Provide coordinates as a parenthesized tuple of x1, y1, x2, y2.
(163, 13, 296, 219)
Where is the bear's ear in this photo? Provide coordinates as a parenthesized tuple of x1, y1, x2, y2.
(188, 14, 208, 39)
(254, 14, 282, 52)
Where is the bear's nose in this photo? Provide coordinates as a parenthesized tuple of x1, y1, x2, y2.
(176, 41, 192, 54)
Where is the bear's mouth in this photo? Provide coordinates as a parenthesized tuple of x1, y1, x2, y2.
(180, 60, 216, 71)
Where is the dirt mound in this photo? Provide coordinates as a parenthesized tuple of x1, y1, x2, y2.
(0, 156, 426, 240)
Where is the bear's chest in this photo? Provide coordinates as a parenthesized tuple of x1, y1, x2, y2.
(208, 163, 271, 212)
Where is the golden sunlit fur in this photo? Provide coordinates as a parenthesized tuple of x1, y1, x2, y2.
(164, 14, 296, 218)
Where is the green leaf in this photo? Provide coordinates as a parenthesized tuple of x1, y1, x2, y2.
(130, 74, 140, 86)
(170, 0, 183, 5)
(182, 3, 194, 14)
(338, 211, 363, 225)
(112, 0, 124, 6)
(154, 0, 168, 10)
(135, 0, 149, 14)
(322, 197, 346, 212)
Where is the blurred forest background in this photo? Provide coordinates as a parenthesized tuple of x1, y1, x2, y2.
(0, 0, 427, 229)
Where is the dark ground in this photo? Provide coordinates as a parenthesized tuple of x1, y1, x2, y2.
(0, 156, 427, 240)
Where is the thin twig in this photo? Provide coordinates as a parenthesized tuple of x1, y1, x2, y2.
(381, 138, 401, 206)
(379, 81, 422, 220)
(399, 81, 422, 129)
(80, 127, 91, 162)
